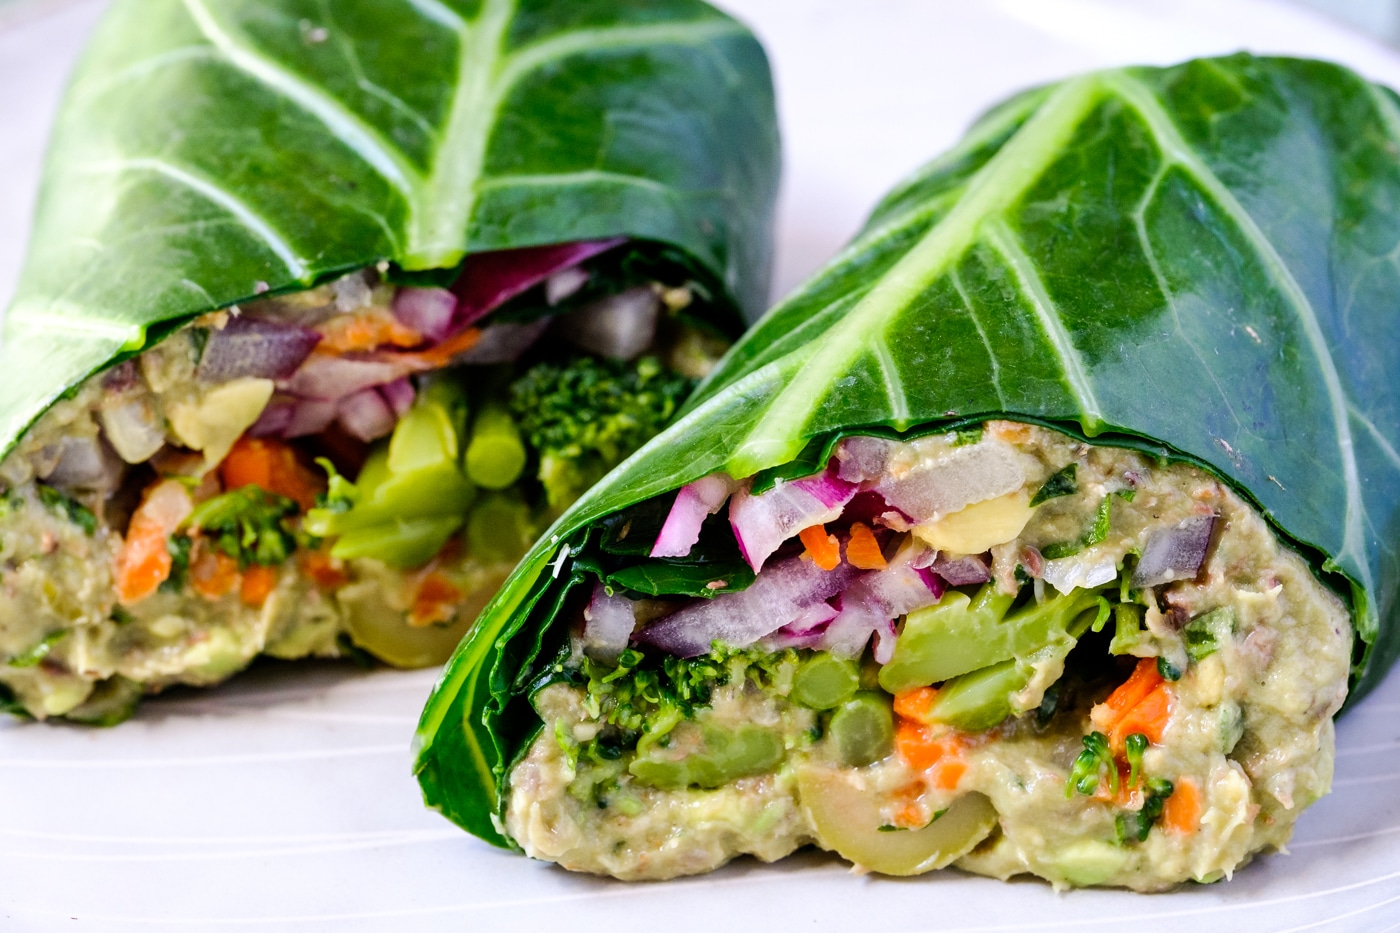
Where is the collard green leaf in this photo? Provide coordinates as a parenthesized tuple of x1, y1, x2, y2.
(414, 54, 1400, 847)
(0, 0, 779, 460)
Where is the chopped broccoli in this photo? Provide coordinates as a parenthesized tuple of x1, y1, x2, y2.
(184, 486, 299, 568)
(509, 355, 694, 510)
(576, 646, 797, 758)
(1066, 730, 1117, 798)
(37, 484, 97, 535)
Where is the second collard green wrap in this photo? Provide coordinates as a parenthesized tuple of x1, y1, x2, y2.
(0, 0, 779, 460)
(414, 53, 1400, 846)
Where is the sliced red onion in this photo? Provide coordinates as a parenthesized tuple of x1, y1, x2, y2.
(546, 265, 591, 305)
(729, 468, 858, 572)
(583, 583, 637, 663)
(379, 377, 415, 417)
(250, 401, 294, 438)
(763, 602, 839, 651)
(337, 388, 397, 442)
(197, 317, 321, 383)
(650, 474, 737, 558)
(280, 354, 405, 401)
(819, 562, 943, 662)
(835, 436, 894, 484)
(1131, 514, 1218, 588)
(874, 441, 1024, 523)
(453, 238, 624, 328)
(556, 286, 660, 361)
(455, 319, 551, 365)
(392, 287, 457, 342)
(933, 552, 992, 586)
(637, 556, 857, 658)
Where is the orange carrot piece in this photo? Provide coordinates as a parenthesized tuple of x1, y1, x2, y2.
(315, 307, 422, 354)
(845, 522, 887, 570)
(1091, 657, 1164, 734)
(190, 548, 240, 600)
(932, 760, 967, 791)
(893, 686, 939, 722)
(403, 326, 481, 368)
(300, 550, 350, 590)
(220, 437, 324, 510)
(799, 524, 841, 571)
(1110, 683, 1173, 752)
(409, 572, 463, 627)
(239, 564, 279, 608)
(1162, 776, 1202, 835)
(114, 480, 193, 606)
(896, 720, 946, 770)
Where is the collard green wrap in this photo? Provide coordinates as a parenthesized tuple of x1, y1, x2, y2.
(0, 0, 779, 459)
(414, 53, 1400, 848)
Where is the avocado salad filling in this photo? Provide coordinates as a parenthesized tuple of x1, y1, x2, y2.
(506, 421, 1351, 889)
(0, 240, 733, 723)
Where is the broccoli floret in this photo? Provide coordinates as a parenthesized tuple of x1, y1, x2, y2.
(509, 355, 694, 510)
(184, 486, 300, 568)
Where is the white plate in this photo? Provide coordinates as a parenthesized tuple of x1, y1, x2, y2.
(4, 1, 1400, 929)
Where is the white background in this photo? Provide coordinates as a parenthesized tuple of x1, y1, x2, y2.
(3, 1, 1400, 929)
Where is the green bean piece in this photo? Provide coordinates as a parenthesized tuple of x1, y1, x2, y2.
(829, 692, 895, 766)
(388, 377, 466, 474)
(465, 401, 527, 490)
(629, 724, 784, 789)
(880, 585, 1100, 693)
(926, 659, 1023, 732)
(791, 654, 860, 709)
(329, 516, 464, 569)
(466, 492, 535, 565)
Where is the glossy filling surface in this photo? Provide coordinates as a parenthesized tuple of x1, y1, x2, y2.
(506, 422, 1351, 888)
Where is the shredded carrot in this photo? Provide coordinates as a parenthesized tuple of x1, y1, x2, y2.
(1110, 683, 1173, 752)
(114, 480, 194, 606)
(1090, 657, 1164, 734)
(798, 524, 841, 571)
(845, 522, 887, 570)
(300, 550, 350, 590)
(410, 572, 463, 627)
(314, 307, 423, 354)
(1162, 776, 1202, 835)
(893, 686, 939, 722)
(220, 437, 325, 511)
(399, 326, 482, 369)
(190, 547, 240, 600)
(239, 564, 279, 608)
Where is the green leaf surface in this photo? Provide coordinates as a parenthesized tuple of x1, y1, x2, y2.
(414, 54, 1400, 847)
(0, 0, 780, 459)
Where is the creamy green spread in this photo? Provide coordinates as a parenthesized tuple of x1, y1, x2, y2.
(505, 422, 1351, 889)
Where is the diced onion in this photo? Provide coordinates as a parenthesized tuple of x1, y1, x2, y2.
(650, 474, 737, 558)
(1131, 514, 1218, 588)
(874, 441, 1025, 522)
(197, 317, 321, 383)
(637, 556, 857, 657)
(556, 286, 660, 361)
(729, 469, 857, 572)
(392, 287, 457, 342)
(337, 389, 397, 442)
(583, 583, 638, 663)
